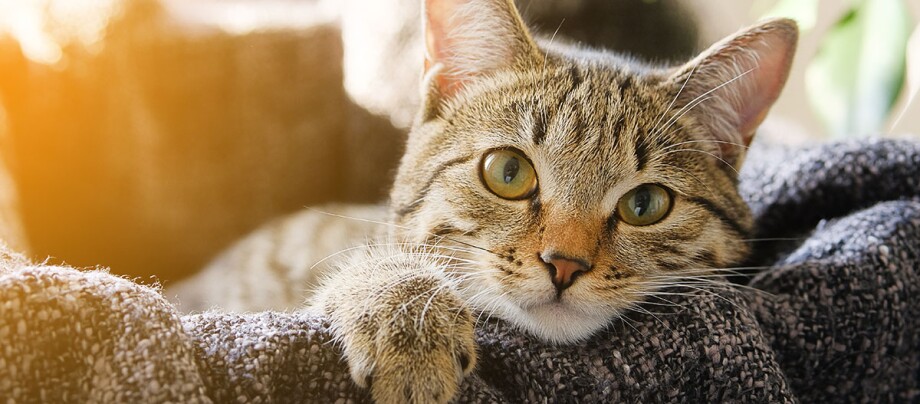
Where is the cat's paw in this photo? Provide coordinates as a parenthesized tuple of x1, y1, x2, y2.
(341, 276, 477, 404)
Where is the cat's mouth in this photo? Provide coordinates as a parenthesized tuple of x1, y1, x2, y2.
(456, 255, 617, 342)
(520, 299, 568, 312)
(520, 293, 604, 320)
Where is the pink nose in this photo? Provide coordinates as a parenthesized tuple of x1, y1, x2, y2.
(541, 254, 590, 292)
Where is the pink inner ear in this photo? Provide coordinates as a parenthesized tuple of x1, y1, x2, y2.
(421, 0, 539, 101)
(424, 0, 456, 73)
(733, 30, 797, 143)
(676, 19, 797, 160)
(423, 0, 459, 95)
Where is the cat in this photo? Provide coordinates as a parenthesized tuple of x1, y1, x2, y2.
(173, 0, 797, 402)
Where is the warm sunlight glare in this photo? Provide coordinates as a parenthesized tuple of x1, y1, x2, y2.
(0, 0, 121, 65)
(161, 0, 337, 36)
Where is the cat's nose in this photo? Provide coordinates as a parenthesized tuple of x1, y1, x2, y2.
(540, 253, 591, 292)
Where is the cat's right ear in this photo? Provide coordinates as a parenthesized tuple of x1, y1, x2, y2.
(667, 19, 798, 170)
(421, 0, 542, 119)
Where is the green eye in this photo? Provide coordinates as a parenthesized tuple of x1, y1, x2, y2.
(617, 184, 672, 226)
(480, 149, 538, 200)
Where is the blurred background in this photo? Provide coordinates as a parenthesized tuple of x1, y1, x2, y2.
(0, 0, 916, 284)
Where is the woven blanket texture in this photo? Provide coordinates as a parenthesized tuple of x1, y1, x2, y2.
(1, 139, 919, 403)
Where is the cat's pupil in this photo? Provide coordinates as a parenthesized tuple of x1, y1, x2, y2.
(503, 158, 520, 184)
(633, 188, 650, 217)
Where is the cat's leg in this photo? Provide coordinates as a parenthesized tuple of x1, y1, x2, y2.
(167, 204, 388, 312)
(311, 245, 477, 404)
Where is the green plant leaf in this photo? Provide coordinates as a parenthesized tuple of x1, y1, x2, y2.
(762, 0, 818, 32)
(908, 26, 920, 100)
(890, 25, 920, 132)
(806, 0, 911, 138)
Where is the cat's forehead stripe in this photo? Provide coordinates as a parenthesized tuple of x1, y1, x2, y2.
(634, 130, 649, 172)
(530, 106, 547, 145)
(563, 65, 583, 101)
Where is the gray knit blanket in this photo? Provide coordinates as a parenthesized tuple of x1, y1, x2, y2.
(2, 139, 919, 402)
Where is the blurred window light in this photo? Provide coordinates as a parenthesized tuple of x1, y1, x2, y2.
(162, 0, 338, 35)
(0, 0, 122, 65)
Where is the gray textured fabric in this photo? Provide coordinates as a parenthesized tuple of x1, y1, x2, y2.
(2, 139, 919, 402)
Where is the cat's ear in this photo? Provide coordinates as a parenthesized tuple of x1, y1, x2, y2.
(422, 0, 542, 115)
(668, 18, 797, 168)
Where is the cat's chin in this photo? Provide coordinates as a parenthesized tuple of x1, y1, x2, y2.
(513, 302, 612, 344)
(461, 279, 614, 343)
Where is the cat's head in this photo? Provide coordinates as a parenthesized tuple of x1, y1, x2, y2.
(389, 0, 797, 342)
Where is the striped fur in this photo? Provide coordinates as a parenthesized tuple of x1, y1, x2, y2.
(174, 2, 797, 402)
(388, 20, 796, 342)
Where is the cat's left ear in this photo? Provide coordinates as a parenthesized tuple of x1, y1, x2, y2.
(422, 0, 542, 118)
(668, 18, 798, 168)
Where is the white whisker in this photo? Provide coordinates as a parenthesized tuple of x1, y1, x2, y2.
(651, 67, 754, 141)
(649, 62, 698, 137)
(663, 148, 741, 175)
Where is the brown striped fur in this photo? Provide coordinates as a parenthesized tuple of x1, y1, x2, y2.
(172, 1, 797, 402)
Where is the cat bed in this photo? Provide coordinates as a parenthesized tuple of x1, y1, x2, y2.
(2, 139, 919, 402)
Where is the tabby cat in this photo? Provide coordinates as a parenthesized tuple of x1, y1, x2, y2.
(176, 0, 797, 402)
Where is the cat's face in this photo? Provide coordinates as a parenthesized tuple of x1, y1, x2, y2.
(390, 0, 796, 342)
